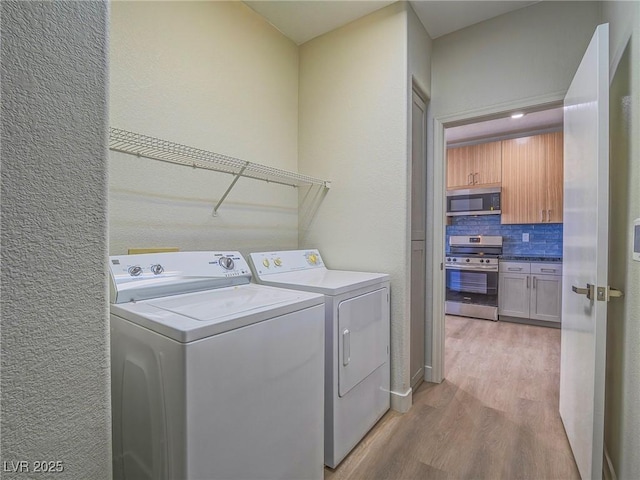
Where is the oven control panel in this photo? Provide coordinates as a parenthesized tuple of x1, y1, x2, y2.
(445, 256, 499, 271)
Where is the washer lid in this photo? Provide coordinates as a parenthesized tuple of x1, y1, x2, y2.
(110, 283, 324, 343)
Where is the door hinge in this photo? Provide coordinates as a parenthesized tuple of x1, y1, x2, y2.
(596, 286, 624, 302)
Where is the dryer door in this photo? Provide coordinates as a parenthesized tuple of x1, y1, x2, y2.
(338, 288, 389, 397)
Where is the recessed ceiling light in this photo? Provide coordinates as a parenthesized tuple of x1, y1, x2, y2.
(511, 112, 525, 119)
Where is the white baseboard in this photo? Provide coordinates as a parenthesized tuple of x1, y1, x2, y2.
(604, 444, 617, 480)
(390, 387, 412, 413)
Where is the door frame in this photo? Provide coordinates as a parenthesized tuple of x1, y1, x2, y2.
(430, 94, 565, 383)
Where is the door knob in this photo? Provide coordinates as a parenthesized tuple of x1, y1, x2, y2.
(572, 283, 594, 300)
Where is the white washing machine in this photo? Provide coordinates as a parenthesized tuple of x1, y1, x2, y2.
(248, 249, 390, 468)
(109, 251, 325, 480)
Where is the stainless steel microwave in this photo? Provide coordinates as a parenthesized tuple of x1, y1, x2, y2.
(446, 186, 501, 216)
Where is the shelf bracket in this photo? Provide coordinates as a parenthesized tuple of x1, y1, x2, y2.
(213, 162, 249, 216)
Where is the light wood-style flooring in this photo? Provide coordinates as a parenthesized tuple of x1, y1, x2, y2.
(325, 315, 579, 480)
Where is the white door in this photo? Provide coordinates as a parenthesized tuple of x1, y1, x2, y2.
(560, 23, 609, 480)
(410, 88, 427, 389)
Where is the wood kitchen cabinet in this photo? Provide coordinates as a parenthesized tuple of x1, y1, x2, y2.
(498, 261, 563, 324)
(446, 141, 501, 189)
(501, 131, 563, 224)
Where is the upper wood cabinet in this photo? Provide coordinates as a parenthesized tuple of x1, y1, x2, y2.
(501, 131, 563, 224)
(446, 141, 501, 189)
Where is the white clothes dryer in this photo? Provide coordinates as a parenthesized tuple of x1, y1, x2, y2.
(248, 249, 390, 468)
(109, 251, 325, 480)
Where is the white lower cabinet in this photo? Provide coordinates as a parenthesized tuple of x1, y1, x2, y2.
(499, 261, 562, 324)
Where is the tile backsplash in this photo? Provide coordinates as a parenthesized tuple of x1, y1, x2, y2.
(446, 215, 563, 258)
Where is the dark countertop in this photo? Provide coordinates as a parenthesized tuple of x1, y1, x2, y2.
(500, 256, 563, 263)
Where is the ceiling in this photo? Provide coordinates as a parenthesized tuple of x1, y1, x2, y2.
(446, 107, 564, 145)
(244, 1, 539, 45)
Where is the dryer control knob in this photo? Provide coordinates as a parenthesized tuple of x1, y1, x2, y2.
(274, 258, 282, 267)
(262, 258, 270, 268)
(219, 256, 235, 270)
(307, 254, 318, 265)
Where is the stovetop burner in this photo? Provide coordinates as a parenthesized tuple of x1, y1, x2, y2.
(446, 235, 503, 269)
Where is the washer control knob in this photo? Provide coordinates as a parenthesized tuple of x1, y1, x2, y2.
(485, 259, 491, 264)
(480, 259, 484, 263)
(465, 258, 470, 263)
(274, 258, 282, 267)
(151, 264, 164, 275)
(307, 253, 318, 265)
(262, 258, 270, 268)
(453, 258, 457, 262)
(446, 257, 451, 262)
(128, 265, 143, 277)
(219, 256, 234, 270)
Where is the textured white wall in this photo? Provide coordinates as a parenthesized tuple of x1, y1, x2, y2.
(603, 2, 640, 477)
(0, 2, 111, 479)
(298, 3, 412, 404)
(432, 1, 601, 119)
(109, 1, 300, 255)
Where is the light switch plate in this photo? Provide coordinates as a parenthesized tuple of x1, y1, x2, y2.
(522, 233, 530, 242)
(634, 218, 640, 261)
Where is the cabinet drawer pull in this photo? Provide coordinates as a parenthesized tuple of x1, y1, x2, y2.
(540, 268, 557, 273)
(526, 276, 530, 288)
(468, 173, 473, 185)
(474, 172, 479, 184)
(508, 267, 523, 271)
(547, 209, 552, 222)
(533, 276, 537, 289)
(541, 210, 546, 222)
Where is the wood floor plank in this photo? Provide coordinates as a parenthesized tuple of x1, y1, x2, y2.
(325, 315, 579, 479)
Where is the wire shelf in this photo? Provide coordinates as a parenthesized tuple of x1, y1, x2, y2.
(109, 128, 330, 215)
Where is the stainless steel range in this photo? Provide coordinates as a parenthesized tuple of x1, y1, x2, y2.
(445, 235, 503, 321)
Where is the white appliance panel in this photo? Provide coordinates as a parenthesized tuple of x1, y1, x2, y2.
(338, 288, 388, 397)
(185, 305, 325, 480)
(249, 250, 389, 296)
(109, 251, 251, 304)
(111, 305, 325, 480)
(247, 249, 390, 468)
(109, 251, 326, 480)
(250, 249, 326, 276)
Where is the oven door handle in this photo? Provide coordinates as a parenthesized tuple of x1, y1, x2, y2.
(445, 266, 499, 271)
